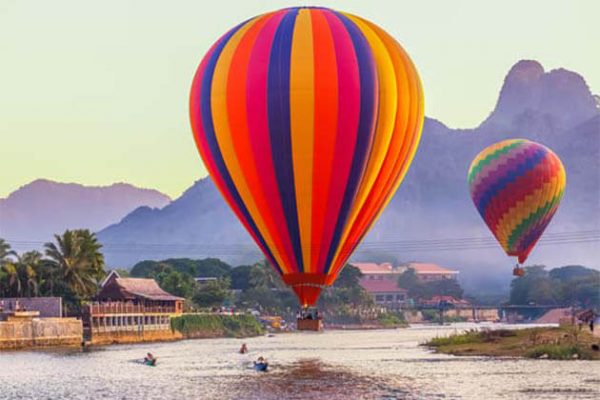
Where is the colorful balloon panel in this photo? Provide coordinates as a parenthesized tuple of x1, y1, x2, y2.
(190, 7, 424, 305)
(468, 139, 566, 264)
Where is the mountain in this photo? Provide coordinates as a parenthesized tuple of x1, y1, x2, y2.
(98, 60, 599, 293)
(0, 180, 171, 249)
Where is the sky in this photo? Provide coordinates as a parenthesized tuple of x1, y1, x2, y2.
(1, 0, 598, 199)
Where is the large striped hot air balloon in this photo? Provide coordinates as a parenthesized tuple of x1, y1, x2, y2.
(189, 7, 424, 306)
(467, 139, 566, 270)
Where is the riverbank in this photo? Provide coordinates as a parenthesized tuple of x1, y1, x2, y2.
(424, 326, 600, 360)
(170, 314, 265, 339)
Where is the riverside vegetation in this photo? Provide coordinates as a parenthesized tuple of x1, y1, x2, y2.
(425, 326, 600, 360)
(170, 314, 264, 338)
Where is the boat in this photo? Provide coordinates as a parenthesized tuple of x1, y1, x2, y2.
(144, 358, 157, 366)
(253, 361, 268, 372)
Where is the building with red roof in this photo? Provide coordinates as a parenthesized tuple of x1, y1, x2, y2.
(359, 279, 408, 308)
(352, 262, 458, 283)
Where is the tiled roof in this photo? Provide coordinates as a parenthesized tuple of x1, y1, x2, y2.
(359, 279, 407, 293)
(408, 263, 458, 275)
(116, 278, 184, 301)
(352, 262, 394, 274)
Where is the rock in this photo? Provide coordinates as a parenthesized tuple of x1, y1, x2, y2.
(572, 353, 579, 359)
(538, 353, 549, 359)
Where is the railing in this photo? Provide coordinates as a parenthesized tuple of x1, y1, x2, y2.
(86, 303, 176, 315)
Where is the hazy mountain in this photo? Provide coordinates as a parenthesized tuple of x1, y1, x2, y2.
(98, 60, 600, 293)
(0, 180, 171, 249)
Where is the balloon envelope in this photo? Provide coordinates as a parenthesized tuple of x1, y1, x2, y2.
(189, 7, 424, 305)
(468, 139, 566, 264)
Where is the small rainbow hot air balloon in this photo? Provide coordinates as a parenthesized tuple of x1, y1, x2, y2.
(467, 139, 566, 273)
(189, 7, 424, 306)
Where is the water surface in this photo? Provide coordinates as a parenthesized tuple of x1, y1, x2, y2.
(0, 323, 598, 399)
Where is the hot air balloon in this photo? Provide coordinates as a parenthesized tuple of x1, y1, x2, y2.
(189, 7, 424, 309)
(467, 139, 566, 276)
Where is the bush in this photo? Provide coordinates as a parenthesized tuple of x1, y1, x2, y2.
(525, 344, 592, 360)
(170, 314, 264, 338)
(427, 330, 483, 347)
(378, 312, 407, 327)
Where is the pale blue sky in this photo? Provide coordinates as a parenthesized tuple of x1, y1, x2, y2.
(1, 0, 598, 198)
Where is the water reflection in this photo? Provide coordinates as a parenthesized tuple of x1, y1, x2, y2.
(230, 358, 414, 400)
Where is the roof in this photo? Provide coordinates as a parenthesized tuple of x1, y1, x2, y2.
(359, 279, 408, 294)
(97, 271, 184, 301)
(352, 262, 394, 274)
(408, 263, 459, 275)
(115, 278, 185, 301)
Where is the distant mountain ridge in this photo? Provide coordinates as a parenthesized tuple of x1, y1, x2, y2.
(0, 179, 171, 247)
(28, 60, 600, 293)
(97, 60, 600, 292)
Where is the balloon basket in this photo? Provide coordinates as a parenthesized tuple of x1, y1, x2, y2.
(297, 318, 322, 331)
(513, 266, 525, 277)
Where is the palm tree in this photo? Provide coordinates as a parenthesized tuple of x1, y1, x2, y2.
(250, 259, 284, 289)
(44, 229, 106, 302)
(0, 239, 19, 297)
(15, 251, 42, 297)
(1, 262, 21, 297)
(0, 238, 13, 261)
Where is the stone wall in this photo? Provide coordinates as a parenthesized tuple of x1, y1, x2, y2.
(0, 318, 82, 350)
(89, 329, 182, 346)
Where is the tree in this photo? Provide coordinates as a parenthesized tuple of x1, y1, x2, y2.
(192, 278, 231, 308)
(249, 260, 285, 289)
(155, 268, 196, 299)
(14, 251, 43, 297)
(229, 265, 253, 290)
(509, 265, 555, 305)
(0, 238, 14, 261)
(44, 229, 106, 305)
(397, 268, 426, 299)
(425, 278, 464, 299)
(334, 264, 363, 288)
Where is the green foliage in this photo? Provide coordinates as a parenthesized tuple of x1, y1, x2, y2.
(170, 314, 264, 338)
(525, 344, 592, 360)
(229, 265, 253, 290)
(427, 329, 516, 346)
(192, 278, 232, 308)
(377, 312, 407, 327)
(0, 231, 106, 313)
(155, 268, 197, 299)
(131, 258, 232, 279)
(398, 268, 464, 301)
(334, 264, 363, 288)
(509, 265, 599, 307)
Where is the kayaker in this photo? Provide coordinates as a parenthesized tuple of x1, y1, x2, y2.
(144, 353, 156, 365)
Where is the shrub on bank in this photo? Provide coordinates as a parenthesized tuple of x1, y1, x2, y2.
(525, 344, 592, 360)
(171, 314, 264, 338)
(377, 312, 407, 327)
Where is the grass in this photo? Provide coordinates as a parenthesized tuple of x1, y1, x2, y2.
(377, 312, 408, 328)
(424, 326, 600, 360)
(171, 314, 264, 338)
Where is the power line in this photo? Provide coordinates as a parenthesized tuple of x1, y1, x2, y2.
(5, 230, 598, 256)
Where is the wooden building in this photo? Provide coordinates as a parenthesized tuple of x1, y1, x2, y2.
(83, 271, 184, 344)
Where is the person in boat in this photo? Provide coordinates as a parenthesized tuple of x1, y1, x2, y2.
(144, 352, 156, 364)
(255, 356, 267, 366)
(239, 343, 248, 354)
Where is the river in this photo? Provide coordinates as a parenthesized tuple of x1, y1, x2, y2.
(0, 323, 598, 399)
